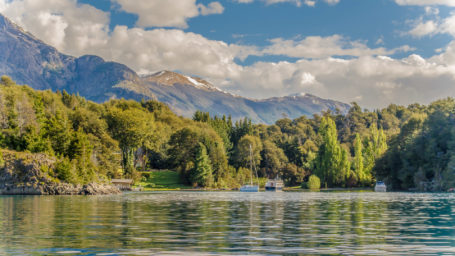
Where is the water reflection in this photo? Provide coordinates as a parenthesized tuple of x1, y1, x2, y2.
(0, 192, 454, 255)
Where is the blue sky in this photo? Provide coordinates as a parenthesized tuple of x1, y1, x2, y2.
(1, 0, 455, 108)
(78, 0, 453, 60)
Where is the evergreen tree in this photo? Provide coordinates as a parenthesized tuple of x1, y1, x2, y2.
(190, 143, 214, 187)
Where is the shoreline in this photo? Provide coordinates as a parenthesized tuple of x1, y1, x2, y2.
(131, 187, 375, 192)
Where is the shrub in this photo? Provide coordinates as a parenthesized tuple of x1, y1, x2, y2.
(54, 158, 75, 183)
(307, 174, 321, 190)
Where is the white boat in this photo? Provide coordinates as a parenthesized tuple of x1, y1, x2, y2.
(240, 184, 259, 192)
(265, 177, 284, 191)
(374, 181, 387, 192)
(240, 144, 259, 192)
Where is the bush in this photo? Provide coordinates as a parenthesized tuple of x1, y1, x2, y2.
(307, 174, 321, 190)
(54, 158, 75, 183)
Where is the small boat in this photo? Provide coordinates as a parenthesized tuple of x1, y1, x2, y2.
(240, 144, 259, 192)
(374, 181, 387, 192)
(240, 184, 259, 192)
(265, 177, 284, 191)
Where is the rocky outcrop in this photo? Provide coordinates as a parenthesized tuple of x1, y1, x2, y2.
(0, 150, 120, 195)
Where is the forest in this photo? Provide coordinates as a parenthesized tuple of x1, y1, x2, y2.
(1, 75, 455, 191)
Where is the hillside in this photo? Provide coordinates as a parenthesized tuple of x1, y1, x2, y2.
(2, 77, 455, 191)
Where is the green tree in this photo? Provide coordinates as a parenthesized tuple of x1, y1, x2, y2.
(43, 112, 72, 156)
(313, 116, 346, 187)
(106, 107, 154, 178)
(0, 150, 4, 167)
(168, 127, 200, 179)
(234, 135, 262, 169)
(190, 143, 214, 187)
(353, 133, 365, 185)
(260, 140, 288, 178)
(307, 174, 321, 190)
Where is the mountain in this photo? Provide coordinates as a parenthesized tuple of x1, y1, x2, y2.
(0, 14, 350, 124)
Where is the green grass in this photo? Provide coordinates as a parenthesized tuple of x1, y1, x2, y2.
(136, 170, 192, 190)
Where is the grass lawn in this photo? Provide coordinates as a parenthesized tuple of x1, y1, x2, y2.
(136, 170, 192, 190)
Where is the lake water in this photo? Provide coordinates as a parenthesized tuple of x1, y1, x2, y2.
(1, 191, 455, 255)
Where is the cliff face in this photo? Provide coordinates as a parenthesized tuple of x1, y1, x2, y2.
(0, 150, 120, 195)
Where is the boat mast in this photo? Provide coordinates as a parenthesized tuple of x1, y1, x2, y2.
(249, 144, 259, 186)
(249, 144, 253, 186)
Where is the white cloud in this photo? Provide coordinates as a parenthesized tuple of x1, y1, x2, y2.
(114, 0, 224, 28)
(304, 0, 316, 7)
(0, 0, 109, 55)
(424, 6, 439, 16)
(99, 26, 244, 79)
(198, 2, 224, 15)
(395, 0, 455, 6)
(258, 35, 412, 58)
(226, 52, 455, 108)
(408, 12, 455, 38)
(409, 20, 438, 37)
(235, 0, 339, 6)
(324, 0, 340, 5)
(441, 14, 455, 36)
(237, 0, 455, 6)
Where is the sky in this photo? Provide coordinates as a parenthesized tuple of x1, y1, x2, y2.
(1, 0, 455, 108)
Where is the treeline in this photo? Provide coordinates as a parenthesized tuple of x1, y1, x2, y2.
(1, 76, 455, 190)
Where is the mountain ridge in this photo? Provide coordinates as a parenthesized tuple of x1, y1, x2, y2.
(0, 13, 350, 124)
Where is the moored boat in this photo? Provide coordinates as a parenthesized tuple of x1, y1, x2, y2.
(265, 177, 284, 191)
(374, 181, 387, 192)
(240, 144, 259, 192)
(240, 184, 259, 192)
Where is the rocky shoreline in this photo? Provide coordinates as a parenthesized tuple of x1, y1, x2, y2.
(0, 150, 120, 195)
(0, 182, 120, 195)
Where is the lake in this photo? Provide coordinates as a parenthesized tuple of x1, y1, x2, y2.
(1, 191, 455, 255)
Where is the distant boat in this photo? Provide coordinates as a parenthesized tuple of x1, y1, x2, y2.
(265, 177, 284, 191)
(240, 144, 259, 192)
(240, 184, 259, 192)
(374, 181, 387, 192)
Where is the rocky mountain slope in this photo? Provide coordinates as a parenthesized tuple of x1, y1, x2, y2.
(0, 14, 350, 124)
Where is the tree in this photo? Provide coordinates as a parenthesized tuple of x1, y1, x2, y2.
(313, 116, 347, 187)
(168, 127, 200, 179)
(307, 174, 321, 190)
(353, 133, 365, 185)
(0, 150, 4, 167)
(106, 107, 154, 178)
(190, 143, 214, 187)
(43, 112, 72, 156)
(234, 135, 262, 169)
(260, 140, 288, 178)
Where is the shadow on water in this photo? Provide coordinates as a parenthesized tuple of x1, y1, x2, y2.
(1, 192, 455, 255)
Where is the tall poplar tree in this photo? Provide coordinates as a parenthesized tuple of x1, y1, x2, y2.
(353, 133, 365, 185)
(314, 116, 347, 187)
